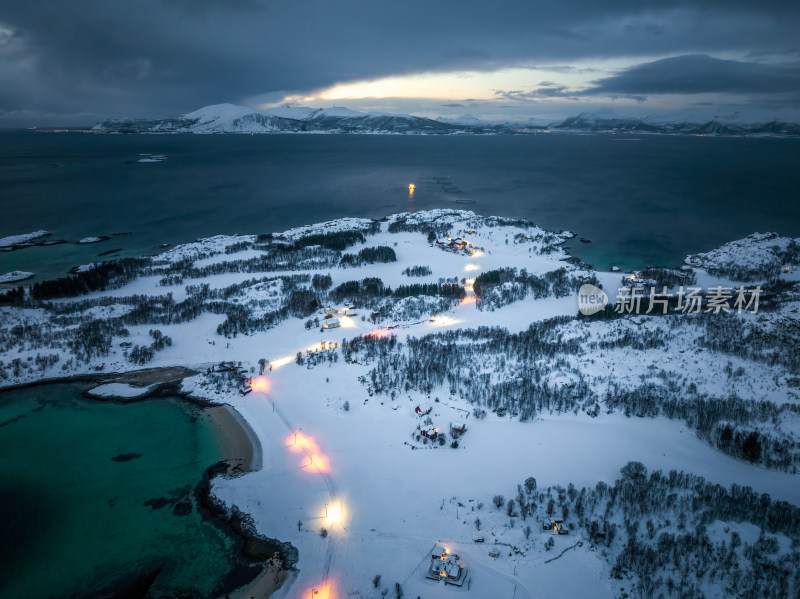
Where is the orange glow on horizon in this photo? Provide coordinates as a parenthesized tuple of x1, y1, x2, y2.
(249, 376, 271, 393)
(367, 329, 391, 338)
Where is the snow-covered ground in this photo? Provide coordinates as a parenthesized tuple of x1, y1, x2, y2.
(1, 209, 798, 598)
(0, 271, 34, 283)
(0, 230, 49, 248)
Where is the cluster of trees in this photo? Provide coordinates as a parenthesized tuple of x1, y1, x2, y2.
(474, 267, 597, 310)
(23, 258, 148, 301)
(698, 239, 799, 282)
(700, 311, 800, 373)
(127, 329, 173, 365)
(393, 283, 465, 299)
(402, 265, 432, 277)
(330, 277, 466, 305)
(521, 463, 800, 599)
(355, 246, 397, 264)
(292, 229, 370, 251)
(327, 314, 800, 471)
(636, 267, 697, 288)
(0, 353, 60, 380)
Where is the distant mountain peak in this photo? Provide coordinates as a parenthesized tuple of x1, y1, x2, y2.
(92, 103, 800, 136)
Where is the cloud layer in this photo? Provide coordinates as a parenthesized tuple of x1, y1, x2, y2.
(1, 1, 799, 124)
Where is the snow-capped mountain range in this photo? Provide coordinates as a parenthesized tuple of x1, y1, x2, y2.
(94, 103, 494, 135)
(93, 103, 800, 136)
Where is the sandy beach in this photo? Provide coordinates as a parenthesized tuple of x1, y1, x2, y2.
(204, 403, 264, 474)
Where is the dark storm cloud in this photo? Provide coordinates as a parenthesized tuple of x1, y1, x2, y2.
(586, 55, 800, 96)
(1, 0, 799, 124)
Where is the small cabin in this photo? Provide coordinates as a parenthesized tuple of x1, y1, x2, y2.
(450, 424, 467, 438)
(239, 385, 252, 396)
(323, 318, 341, 330)
(553, 520, 569, 535)
(324, 306, 339, 315)
(420, 428, 439, 441)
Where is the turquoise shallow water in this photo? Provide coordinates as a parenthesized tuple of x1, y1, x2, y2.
(1, 131, 799, 283)
(0, 383, 243, 599)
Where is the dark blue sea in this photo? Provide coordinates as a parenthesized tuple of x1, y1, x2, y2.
(1, 130, 799, 283)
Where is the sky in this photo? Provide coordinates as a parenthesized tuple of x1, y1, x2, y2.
(1, 0, 799, 126)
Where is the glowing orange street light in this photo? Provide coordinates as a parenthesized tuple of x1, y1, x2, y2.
(250, 376, 271, 392)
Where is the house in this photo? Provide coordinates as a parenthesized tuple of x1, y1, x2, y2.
(420, 428, 438, 441)
(553, 520, 569, 535)
(425, 547, 469, 587)
(323, 306, 338, 315)
(323, 318, 340, 330)
(450, 423, 467, 438)
(239, 384, 252, 396)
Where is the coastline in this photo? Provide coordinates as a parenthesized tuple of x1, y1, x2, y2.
(204, 403, 264, 476)
(195, 406, 293, 599)
(0, 369, 291, 599)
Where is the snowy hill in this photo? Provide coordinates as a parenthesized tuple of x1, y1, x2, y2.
(94, 104, 800, 136)
(551, 112, 800, 136)
(94, 103, 501, 135)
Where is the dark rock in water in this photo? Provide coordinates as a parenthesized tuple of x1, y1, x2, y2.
(172, 500, 192, 517)
(580, 238, 591, 243)
(98, 248, 123, 257)
(0, 414, 26, 427)
(111, 452, 142, 462)
(144, 497, 172, 510)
